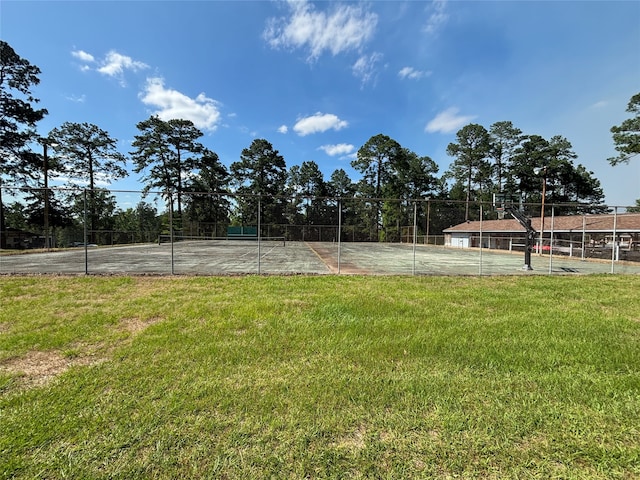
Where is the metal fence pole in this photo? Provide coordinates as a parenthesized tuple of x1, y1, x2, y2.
(258, 197, 261, 275)
(611, 206, 618, 274)
(479, 204, 483, 276)
(338, 199, 342, 275)
(0, 185, 3, 252)
(84, 189, 89, 275)
(169, 191, 175, 275)
(426, 199, 431, 245)
(412, 201, 417, 275)
(549, 205, 555, 275)
(581, 215, 586, 261)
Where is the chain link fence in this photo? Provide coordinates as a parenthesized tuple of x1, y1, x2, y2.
(1, 186, 639, 275)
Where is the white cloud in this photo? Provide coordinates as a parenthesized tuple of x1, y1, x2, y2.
(264, 0, 378, 61)
(140, 77, 222, 132)
(97, 50, 148, 77)
(65, 94, 86, 103)
(277, 125, 289, 134)
(71, 50, 95, 63)
(590, 100, 609, 109)
(353, 52, 383, 87)
(319, 143, 355, 156)
(71, 49, 148, 86)
(398, 66, 430, 80)
(425, 107, 476, 134)
(424, 0, 449, 35)
(293, 113, 348, 136)
(57, 172, 112, 188)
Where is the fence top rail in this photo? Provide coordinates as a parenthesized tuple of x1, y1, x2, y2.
(2, 185, 635, 209)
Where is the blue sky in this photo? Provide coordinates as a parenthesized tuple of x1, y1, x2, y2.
(2, 0, 639, 208)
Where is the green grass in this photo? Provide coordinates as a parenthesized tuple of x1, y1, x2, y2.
(1, 275, 639, 479)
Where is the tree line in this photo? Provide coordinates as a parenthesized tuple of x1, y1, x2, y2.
(1, 40, 638, 247)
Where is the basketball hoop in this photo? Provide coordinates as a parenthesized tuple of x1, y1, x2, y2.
(493, 193, 517, 216)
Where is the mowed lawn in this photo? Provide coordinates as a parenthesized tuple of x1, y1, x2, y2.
(1, 275, 639, 479)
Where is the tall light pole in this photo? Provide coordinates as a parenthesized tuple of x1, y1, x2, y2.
(533, 166, 547, 255)
(40, 138, 58, 249)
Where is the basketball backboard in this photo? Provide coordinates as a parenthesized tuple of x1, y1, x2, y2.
(493, 193, 518, 211)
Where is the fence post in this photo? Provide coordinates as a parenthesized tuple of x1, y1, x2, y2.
(169, 190, 175, 275)
(426, 199, 431, 245)
(84, 189, 89, 274)
(479, 204, 483, 276)
(338, 199, 342, 274)
(0, 184, 4, 251)
(611, 206, 618, 273)
(258, 197, 261, 275)
(412, 201, 417, 275)
(548, 205, 555, 275)
(581, 215, 586, 261)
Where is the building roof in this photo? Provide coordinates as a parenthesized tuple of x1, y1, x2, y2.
(443, 213, 640, 234)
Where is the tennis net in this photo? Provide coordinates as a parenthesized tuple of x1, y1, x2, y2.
(158, 235, 286, 247)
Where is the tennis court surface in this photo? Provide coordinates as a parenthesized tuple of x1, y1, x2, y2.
(2, 239, 639, 275)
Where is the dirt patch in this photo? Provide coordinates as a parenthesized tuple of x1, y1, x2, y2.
(333, 424, 367, 451)
(118, 316, 162, 334)
(305, 243, 372, 274)
(1, 317, 162, 391)
(1, 350, 100, 389)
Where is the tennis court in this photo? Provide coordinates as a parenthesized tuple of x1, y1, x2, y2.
(2, 239, 640, 275)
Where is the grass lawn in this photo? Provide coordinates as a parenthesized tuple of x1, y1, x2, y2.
(1, 275, 639, 479)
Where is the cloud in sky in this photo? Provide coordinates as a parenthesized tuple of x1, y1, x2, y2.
(398, 66, 430, 80)
(424, 0, 449, 35)
(97, 50, 148, 77)
(264, 0, 378, 61)
(71, 49, 148, 86)
(140, 77, 222, 131)
(353, 52, 383, 87)
(5, 0, 634, 206)
(293, 112, 348, 136)
(319, 143, 355, 156)
(277, 125, 288, 134)
(425, 107, 476, 134)
(57, 172, 112, 188)
(71, 50, 95, 63)
(65, 94, 86, 103)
